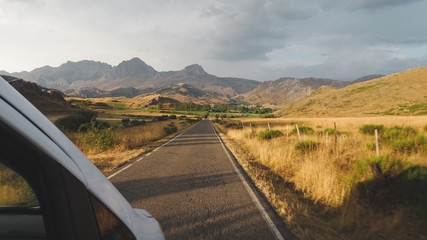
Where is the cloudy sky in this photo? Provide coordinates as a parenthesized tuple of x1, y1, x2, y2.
(1, 0, 427, 81)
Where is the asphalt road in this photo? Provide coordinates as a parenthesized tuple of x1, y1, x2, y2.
(110, 119, 291, 240)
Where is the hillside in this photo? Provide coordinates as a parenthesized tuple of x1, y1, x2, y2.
(1, 75, 74, 116)
(3, 58, 260, 97)
(278, 67, 427, 117)
(242, 75, 382, 106)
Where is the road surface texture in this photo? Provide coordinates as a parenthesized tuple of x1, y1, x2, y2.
(110, 120, 292, 240)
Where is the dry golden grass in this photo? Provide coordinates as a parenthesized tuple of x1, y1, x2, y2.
(278, 67, 427, 117)
(66, 119, 193, 175)
(215, 116, 427, 240)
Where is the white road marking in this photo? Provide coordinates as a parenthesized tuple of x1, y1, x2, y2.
(211, 123, 285, 240)
(107, 164, 132, 180)
(136, 157, 143, 162)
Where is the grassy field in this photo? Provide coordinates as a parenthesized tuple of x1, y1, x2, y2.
(215, 116, 427, 240)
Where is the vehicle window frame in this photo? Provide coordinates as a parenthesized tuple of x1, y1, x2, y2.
(0, 118, 101, 239)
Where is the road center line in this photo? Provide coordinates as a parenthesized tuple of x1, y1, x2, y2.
(107, 122, 198, 179)
(211, 123, 285, 240)
(107, 164, 132, 180)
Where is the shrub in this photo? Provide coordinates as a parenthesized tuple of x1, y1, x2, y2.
(54, 110, 97, 132)
(121, 118, 131, 126)
(130, 119, 145, 126)
(382, 126, 417, 142)
(82, 121, 117, 151)
(169, 115, 177, 119)
(359, 124, 384, 135)
(78, 120, 110, 132)
(354, 155, 404, 179)
(186, 119, 198, 124)
(295, 140, 320, 152)
(324, 128, 335, 135)
(353, 156, 427, 213)
(390, 134, 427, 154)
(163, 123, 177, 135)
(292, 125, 314, 135)
(258, 129, 283, 140)
(224, 121, 242, 129)
(262, 114, 275, 118)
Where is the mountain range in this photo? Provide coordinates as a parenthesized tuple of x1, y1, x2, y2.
(2, 58, 260, 97)
(242, 75, 384, 106)
(2, 58, 387, 106)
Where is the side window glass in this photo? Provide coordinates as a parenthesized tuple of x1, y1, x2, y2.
(0, 162, 38, 207)
(0, 162, 46, 239)
(90, 194, 136, 240)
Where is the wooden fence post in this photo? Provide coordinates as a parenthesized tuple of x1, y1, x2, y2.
(375, 129, 380, 156)
(326, 131, 329, 147)
(268, 123, 271, 130)
(286, 125, 289, 142)
(334, 122, 337, 152)
(296, 124, 302, 142)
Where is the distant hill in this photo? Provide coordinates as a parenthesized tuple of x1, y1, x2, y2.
(242, 75, 382, 106)
(1, 75, 73, 116)
(3, 58, 260, 97)
(277, 67, 427, 117)
(65, 83, 229, 104)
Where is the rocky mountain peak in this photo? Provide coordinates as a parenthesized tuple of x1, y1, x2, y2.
(110, 57, 158, 79)
(183, 64, 206, 75)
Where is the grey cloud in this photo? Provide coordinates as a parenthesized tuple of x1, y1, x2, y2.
(346, 0, 421, 11)
(277, 49, 427, 80)
(209, 0, 318, 61)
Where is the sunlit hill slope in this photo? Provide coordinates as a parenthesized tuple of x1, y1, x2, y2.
(278, 67, 427, 117)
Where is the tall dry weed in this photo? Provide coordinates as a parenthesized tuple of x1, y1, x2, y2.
(216, 116, 427, 239)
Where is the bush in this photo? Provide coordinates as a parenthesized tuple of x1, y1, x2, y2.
(130, 119, 145, 126)
(54, 110, 97, 132)
(186, 119, 198, 124)
(82, 121, 117, 151)
(258, 129, 283, 140)
(382, 126, 417, 142)
(353, 156, 427, 213)
(224, 121, 242, 129)
(324, 128, 335, 135)
(78, 120, 110, 132)
(390, 134, 427, 154)
(164, 123, 177, 135)
(359, 124, 384, 135)
(262, 114, 275, 118)
(292, 125, 314, 135)
(169, 115, 177, 119)
(295, 140, 320, 152)
(121, 118, 131, 126)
